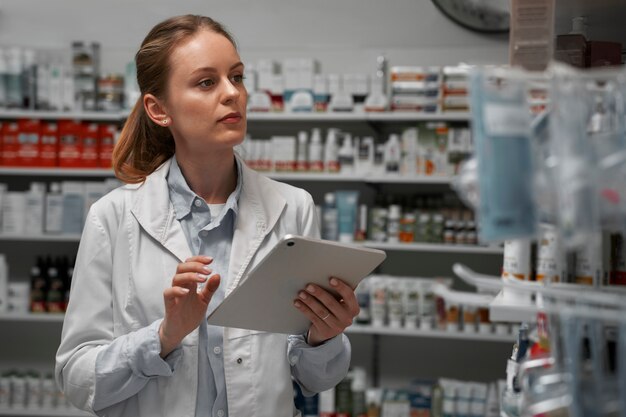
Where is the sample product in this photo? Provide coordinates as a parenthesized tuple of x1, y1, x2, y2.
(321, 192, 339, 241)
(501, 239, 531, 280)
(336, 190, 359, 243)
(535, 225, 563, 282)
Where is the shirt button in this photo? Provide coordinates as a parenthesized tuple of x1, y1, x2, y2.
(217, 410, 224, 417)
(194, 199, 202, 207)
(213, 346, 221, 355)
(236, 358, 243, 364)
(200, 230, 209, 237)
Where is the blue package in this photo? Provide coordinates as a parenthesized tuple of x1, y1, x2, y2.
(469, 69, 537, 242)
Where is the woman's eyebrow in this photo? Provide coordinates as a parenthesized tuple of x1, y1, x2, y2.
(190, 62, 244, 76)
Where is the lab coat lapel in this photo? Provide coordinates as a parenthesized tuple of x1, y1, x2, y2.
(130, 158, 193, 263)
(227, 158, 286, 295)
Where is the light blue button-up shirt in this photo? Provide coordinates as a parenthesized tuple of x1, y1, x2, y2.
(167, 157, 348, 416)
(93, 156, 350, 416)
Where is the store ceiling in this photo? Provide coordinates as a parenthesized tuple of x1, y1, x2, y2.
(555, 0, 626, 47)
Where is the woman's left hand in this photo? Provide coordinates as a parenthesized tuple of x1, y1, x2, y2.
(293, 277, 360, 346)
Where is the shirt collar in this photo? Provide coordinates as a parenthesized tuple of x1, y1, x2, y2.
(167, 156, 243, 221)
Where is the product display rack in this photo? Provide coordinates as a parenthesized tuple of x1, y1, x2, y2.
(0, 105, 505, 396)
(0, 409, 90, 417)
(0, 233, 502, 255)
(0, 313, 513, 343)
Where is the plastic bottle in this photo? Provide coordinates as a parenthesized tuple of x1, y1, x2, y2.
(322, 192, 339, 241)
(25, 182, 45, 236)
(368, 194, 388, 242)
(0, 48, 8, 108)
(387, 204, 402, 243)
(5, 47, 23, 109)
(384, 133, 401, 173)
(0, 254, 8, 314)
(308, 128, 324, 172)
(351, 367, 367, 417)
(338, 133, 355, 174)
(21, 49, 37, 110)
(45, 182, 63, 234)
(29, 258, 46, 313)
(296, 130, 309, 172)
(324, 128, 340, 173)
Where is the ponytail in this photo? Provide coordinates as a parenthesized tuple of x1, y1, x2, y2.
(112, 100, 175, 184)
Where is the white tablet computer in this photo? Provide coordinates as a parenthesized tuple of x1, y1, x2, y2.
(206, 234, 386, 334)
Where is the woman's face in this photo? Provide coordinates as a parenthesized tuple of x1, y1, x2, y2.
(164, 29, 247, 154)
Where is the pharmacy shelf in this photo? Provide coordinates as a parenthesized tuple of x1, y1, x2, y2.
(0, 408, 90, 416)
(361, 241, 503, 254)
(0, 167, 453, 184)
(0, 167, 114, 177)
(346, 323, 513, 342)
(0, 109, 470, 123)
(0, 313, 65, 323)
(0, 234, 81, 242)
(266, 172, 453, 184)
(0, 110, 123, 121)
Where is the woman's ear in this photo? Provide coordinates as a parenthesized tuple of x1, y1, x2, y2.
(143, 94, 171, 127)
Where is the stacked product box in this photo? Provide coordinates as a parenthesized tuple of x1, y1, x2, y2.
(390, 67, 441, 113)
(441, 65, 471, 112)
(0, 119, 119, 168)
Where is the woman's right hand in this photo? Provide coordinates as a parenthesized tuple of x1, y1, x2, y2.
(159, 255, 220, 357)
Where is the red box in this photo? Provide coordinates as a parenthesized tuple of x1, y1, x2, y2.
(1, 121, 20, 167)
(40, 122, 60, 167)
(98, 124, 117, 168)
(17, 119, 41, 167)
(81, 122, 100, 168)
(58, 120, 82, 168)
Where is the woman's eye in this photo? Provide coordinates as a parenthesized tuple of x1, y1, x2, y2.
(232, 74, 245, 83)
(199, 79, 215, 88)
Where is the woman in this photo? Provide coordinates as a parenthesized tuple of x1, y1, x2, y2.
(55, 15, 358, 417)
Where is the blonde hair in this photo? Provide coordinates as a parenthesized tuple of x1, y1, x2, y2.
(112, 15, 237, 183)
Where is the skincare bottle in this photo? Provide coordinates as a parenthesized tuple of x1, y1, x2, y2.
(338, 133, 355, 174)
(61, 181, 85, 235)
(24, 182, 45, 236)
(21, 49, 36, 110)
(321, 192, 338, 241)
(296, 131, 309, 171)
(324, 129, 340, 173)
(0, 254, 8, 313)
(5, 47, 23, 109)
(384, 134, 401, 173)
(0, 48, 8, 108)
(351, 367, 367, 417)
(387, 204, 402, 243)
(45, 182, 63, 234)
(308, 128, 324, 172)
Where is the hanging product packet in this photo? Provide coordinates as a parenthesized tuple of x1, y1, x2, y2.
(549, 65, 603, 249)
(469, 67, 537, 242)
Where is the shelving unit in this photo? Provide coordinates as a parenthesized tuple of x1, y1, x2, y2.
(0, 105, 504, 394)
(0, 408, 90, 417)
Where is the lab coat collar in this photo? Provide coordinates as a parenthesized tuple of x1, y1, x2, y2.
(130, 155, 286, 276)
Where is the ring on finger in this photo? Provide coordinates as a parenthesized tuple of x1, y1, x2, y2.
(321, 311, 330, 320)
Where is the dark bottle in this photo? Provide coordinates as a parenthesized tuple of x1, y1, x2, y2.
(30, 257, 47, 313)
(45, 257, 65, 313)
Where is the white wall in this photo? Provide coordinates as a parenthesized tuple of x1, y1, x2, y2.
(0, 0, 509, 74)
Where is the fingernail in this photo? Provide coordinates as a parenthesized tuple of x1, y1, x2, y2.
(181, 288, 190, 294)
(197, 273, 208, 281)
(307, 285, 315, 293)
(330, 278, 338, 286)
(294, 301, 301, 308)
(298, 291, 307, 300)
(202, 266, 212, 273)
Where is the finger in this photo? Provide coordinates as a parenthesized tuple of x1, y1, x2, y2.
(304, 284, 351, 323)
(199, 274, 221, 303)
(163, 286, 190, 305)
(176, 261, 213, 275)
(328, 278, 360, 316)
(172, 272, 208, 288)
(293, 299, 331, 330)
(184, 255, 213, 264)
(297, 290, 346, 328)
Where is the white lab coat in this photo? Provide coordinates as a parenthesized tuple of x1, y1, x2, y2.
(55, 156, 334, 417)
